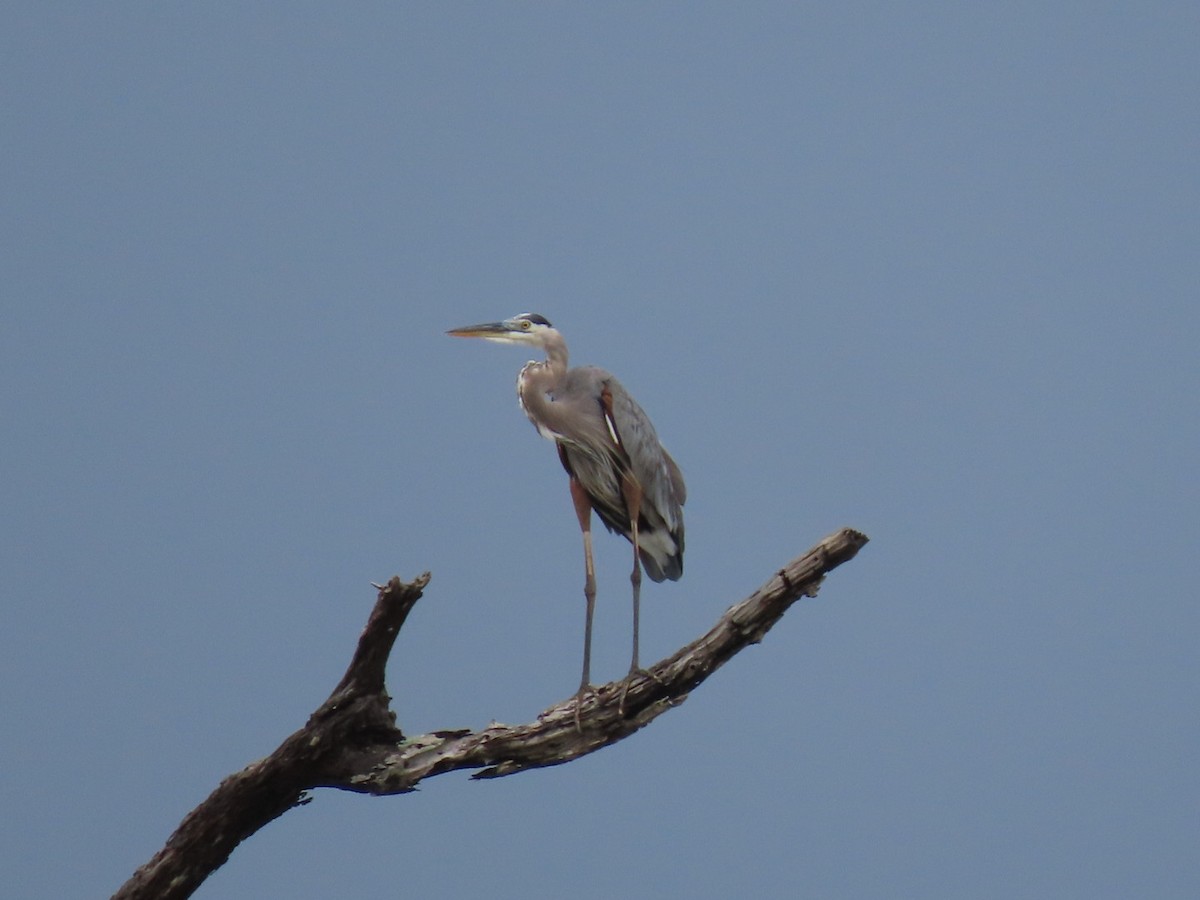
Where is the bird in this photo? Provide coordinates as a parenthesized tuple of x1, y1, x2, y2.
(447, 313, 686, 718)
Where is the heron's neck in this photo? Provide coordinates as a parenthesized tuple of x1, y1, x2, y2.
(542, 338, 568, 377)
(518, 337, 568, 413)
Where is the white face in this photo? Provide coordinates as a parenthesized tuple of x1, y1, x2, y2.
(485, 314, 553, 346)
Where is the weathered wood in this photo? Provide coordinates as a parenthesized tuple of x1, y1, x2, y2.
(114, 528, 868, 899)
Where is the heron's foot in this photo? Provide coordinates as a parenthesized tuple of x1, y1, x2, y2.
(618, 667, 651, 715)
(619, 666, 679, 716)
(572, 684, 594, 733)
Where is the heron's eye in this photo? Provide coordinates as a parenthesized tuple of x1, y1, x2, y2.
(520, 320, 532, 330)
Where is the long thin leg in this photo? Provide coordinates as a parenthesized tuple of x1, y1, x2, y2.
(569, 478, 596, 729)
(629, 519, 643, 674)
(620, 478, 644, 714)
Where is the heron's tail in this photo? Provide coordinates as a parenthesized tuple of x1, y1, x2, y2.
(638, 527, 683, 583)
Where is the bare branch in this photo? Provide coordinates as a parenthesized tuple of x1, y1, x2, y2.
(327, 572, 428, 709)
(114, 528, 868, 899)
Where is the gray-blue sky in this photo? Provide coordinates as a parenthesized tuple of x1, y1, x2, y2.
(2, 4, 1197, 898)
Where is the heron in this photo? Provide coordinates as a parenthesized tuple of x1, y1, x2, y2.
(448, 313, 686, 717)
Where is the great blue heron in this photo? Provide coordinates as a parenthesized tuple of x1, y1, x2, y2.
(448, 313, 686, 715)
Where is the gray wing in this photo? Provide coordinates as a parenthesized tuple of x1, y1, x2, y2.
(546, 366, 685, 581)
(602, 376, 686, 529)
(600, 374, 685, 581)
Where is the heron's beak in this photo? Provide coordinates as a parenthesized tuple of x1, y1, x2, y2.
(446, 321, 512, 339)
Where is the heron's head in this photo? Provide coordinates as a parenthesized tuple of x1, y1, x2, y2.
(447, 313, 557, 348)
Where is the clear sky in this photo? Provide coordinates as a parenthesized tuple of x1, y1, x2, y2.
(3, 4, 1197, 898)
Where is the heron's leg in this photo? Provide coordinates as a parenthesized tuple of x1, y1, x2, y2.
(620, 478, 644, 715)
(569, 478, 596, 729)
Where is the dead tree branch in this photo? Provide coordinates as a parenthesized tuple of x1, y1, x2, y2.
(114, 527, 868, 899)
